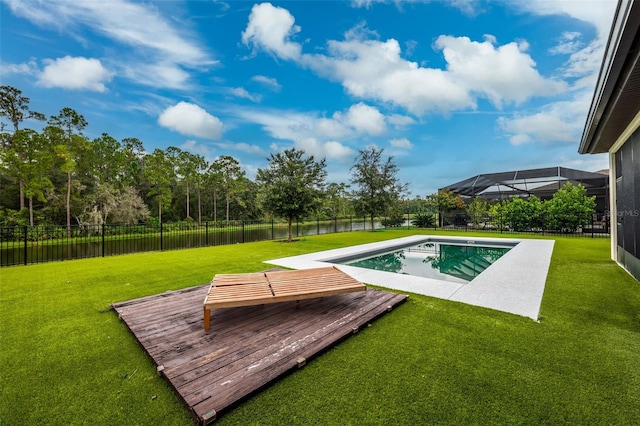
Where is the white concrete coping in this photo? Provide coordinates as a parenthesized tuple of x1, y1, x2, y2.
(265, 235, 555, 321)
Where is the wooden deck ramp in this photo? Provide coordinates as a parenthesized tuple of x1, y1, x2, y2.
(113, 281, 408, 424)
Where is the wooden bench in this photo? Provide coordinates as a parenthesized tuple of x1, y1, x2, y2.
(203, 266, 366, 330)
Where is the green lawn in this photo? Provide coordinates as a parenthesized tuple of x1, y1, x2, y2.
(1, 230, 639, 425)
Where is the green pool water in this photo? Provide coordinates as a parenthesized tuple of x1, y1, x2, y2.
(341, 242, 511, 283)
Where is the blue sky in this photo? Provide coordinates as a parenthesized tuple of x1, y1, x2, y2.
(0, 0, 617, 196)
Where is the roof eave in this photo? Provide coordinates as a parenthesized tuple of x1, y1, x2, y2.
(579, 0, 640, 154)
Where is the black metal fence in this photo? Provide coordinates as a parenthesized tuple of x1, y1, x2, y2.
(0, 217, 379, 267)
(434, 211, 610, 238)
(1, 212, 611, 267)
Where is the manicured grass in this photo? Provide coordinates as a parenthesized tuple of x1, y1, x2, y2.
(1, 230, 639, 424)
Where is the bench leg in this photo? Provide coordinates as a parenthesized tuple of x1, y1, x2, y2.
(204, 307, 211, 331)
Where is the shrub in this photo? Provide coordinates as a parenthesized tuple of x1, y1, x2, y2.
(411, 212, 436, 228)
(544, 183, 596, 232)
(488, 196, 543, 231)
(465, 196, 489, 229)
(381, 215, 404, 227)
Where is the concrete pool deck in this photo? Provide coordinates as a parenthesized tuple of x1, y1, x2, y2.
(265, 235, 555, 321)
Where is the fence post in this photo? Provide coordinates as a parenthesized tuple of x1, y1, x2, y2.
(271, 219, 274, 240)
(160, 221, 163, 251)
(24, 225, 28, 266)
(350, 216, 353, 232)
(317, 217, 320, 235)
(334, 217, 337, 233)
(242, 221, 245, 243)
(296, 219, 299, 238)
(205, 221, 209, 246)
(102, 223, 105, 257)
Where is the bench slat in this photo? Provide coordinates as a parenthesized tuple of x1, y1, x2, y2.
(203, 266, 366, 330)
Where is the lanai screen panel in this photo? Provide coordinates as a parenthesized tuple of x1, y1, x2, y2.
(442, 167, 608, 200)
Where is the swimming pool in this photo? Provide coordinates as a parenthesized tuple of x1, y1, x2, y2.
(337, 241, 513, 283)
(266, 235, 555, 320)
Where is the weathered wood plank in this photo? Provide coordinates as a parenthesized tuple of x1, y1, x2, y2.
(170, 293, 380, 391)
(113, 283, 408, 425)
(187, 292, 405, 414)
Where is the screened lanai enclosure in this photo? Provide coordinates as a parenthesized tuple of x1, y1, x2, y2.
(441, 166, 609, 212)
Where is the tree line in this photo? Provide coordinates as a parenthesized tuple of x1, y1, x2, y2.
(1, 86, 408, 241)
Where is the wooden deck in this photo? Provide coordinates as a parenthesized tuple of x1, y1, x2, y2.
(113, 282, 408, 424)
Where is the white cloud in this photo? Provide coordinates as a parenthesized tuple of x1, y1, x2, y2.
(494, 1, 618, 146)
(343, 103, 387, 135)
(237, 103, 390, 144)
(350, 0, 377, 7)
(390, 137, 414, 149)
(497, 91, 591, 145)
(180, 140, 211, 157)
(242, 2, 302, 60)
(234, 104, 397, 162)
(251, 75, 282, 91)
(324, 141, 357, 160)
(562, 40, 606, 82)
(0, 59, 38, 76)
(4, 0, 212, 65)
(350, 0, 482, 16)
(242, 7, 563, 115)
(4, 0, 214, 89)
(37, 56, 113, 91)
(483, 34, 497, 44)
(387, 114, 416, 127)
(433, 35, 566, 108)
(315, 117, 350, 140)
(294, 137, 355, 161)
(314, 103, 387, 137)
(215, 142, 266, 155)
(229, 87, 262, 102)
(120, 62, 192, 89)
(158, 102, 223, 139)
(306, 37, 474, 114)
(449, 0, 482, 16)
(558, 153, 609, 173)
(549, 31, 584, 55)
(513, 1, 615, 37)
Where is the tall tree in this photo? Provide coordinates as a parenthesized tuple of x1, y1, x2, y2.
(172, 148, 206, 221)
(121, 137, 145, 188)
(143, 148, 175, 223)
(350, 146, 407, 231)
(110, 186, 151, 225)
(90, 133, 125, 187)
(0, 129, 54, 226)
(47, 108, 90, 234)
(192, 155, 208, 224)
(0, 86, 45, 209)
(0, 86, 46, 142)
(206, 161, 223, 222)
(211, 155, 245, 223)
(425, 189, 464, 227)
(256, 148, 327, 242)
(232, 177, 262, 220)
(324, 182, 351, 218)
